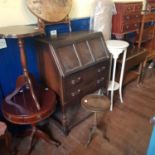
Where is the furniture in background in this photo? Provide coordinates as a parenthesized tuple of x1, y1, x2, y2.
(146, 0, 155, 12)
(136, 13, 155, 67)
(106, 40, 129, 111)
(81, 94, 110, 146)
(27, 0, 72, 33)
(0, 26, 59, 154)
(2, 84, 59, 155)
(0, 121, 11, 153)
(112, 1, 142, 39)
(112, 1, 147, 85)
(35, 31, 111, 135)
(0, 25, 43, 112)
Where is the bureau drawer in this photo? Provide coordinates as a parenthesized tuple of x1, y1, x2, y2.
(116, 2, 142, 14)
(62, 60, 109, 103)
(123, 14, 141, 23)
(119, 4, 135, 13)
(122, 23, 140, 33)
(63, 76, 108, 104)
(64, 61, 109, 88)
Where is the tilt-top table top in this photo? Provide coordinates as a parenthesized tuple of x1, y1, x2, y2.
(0, 25, 42, 39)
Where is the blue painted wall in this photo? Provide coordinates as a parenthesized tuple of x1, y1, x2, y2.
(0, 17, 90, 107)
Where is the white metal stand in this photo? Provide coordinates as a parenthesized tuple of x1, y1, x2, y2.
(106, 40, 129, 111)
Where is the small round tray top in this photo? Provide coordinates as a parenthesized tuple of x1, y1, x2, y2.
(27, 0, 72, 22)
(0, 25, 42, 39)
(81, 94, 110, 112)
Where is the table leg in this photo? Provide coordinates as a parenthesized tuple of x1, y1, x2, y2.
(110, 57, 117, 111)
(119, 49, 127, 103)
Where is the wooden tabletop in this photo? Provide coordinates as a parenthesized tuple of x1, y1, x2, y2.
(0, 25, 43, 39)
(27, 0, 72, 22)
(81, 94, 110, 112)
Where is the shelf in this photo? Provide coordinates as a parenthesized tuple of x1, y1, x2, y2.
(108, 81, 120, 91)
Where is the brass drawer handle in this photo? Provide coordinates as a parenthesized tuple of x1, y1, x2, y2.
(97, 66, 106, 72)
(97, 77, 105, 84)
(97, 69, 101, 73)
(137, 6, 141, 10)
(97, 79, 100, 84)
(126, 25, 129, 29)
(71, 89, 81, 97)
(101, 66, 106, 70)
(126, 16, 130, 20)
(71, 77, 81, 85)
(36, 114, 41, 119)
(134, 23, 138, 27)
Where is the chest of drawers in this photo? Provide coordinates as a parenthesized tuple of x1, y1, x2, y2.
(112, 2, 147, 85)
(35, 31, 110, 134)
(112, 2, 142, 37)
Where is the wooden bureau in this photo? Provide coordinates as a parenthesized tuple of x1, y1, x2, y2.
(35, 31, 110, 134)
(112, 2, 142, 38)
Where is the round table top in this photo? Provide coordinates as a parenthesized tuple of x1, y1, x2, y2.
(2, 86, 56, 125)
(81, 94, 110, 112)
(0, 25, 42, 39)
(106, 40, 129, 58)
(27, 0, 72, 23)
(106, 40, 129, 49)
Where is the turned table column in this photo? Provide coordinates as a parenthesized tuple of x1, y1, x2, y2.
(0, 25, 43, 109)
